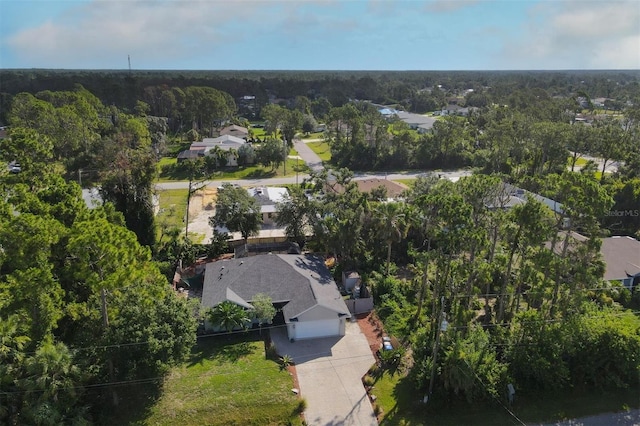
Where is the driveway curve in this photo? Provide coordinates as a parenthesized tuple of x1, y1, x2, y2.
(272, 321, 378, 426)
(294, 138, 325, 173)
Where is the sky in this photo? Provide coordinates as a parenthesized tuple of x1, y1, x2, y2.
(0, 0, 639, 71)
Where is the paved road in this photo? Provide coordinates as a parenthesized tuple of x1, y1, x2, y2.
(538, 409, 640, 426)
(155, 170, 473, 190)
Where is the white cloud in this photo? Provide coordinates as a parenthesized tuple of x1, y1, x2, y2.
(425, 0, 478, 13)
(501, 0, 640, 69)
(6, 0, 272, 68)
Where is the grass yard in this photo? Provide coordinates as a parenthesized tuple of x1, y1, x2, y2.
(156, 188, 188, 235)
(108, 335, 303, 426)
(370, 369, 640, 426)
(301, 132, 324, 140)
(393, 179, 416, 187)
(306, 141, 331, 162)
(567, 156, 589, 168)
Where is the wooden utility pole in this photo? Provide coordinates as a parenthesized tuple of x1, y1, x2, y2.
(283, 137, 287, 176)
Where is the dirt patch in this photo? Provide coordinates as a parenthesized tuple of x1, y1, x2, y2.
(356, 311, 385, 357)
(287, 365, 300, 392)
(188, 187, 218, 242)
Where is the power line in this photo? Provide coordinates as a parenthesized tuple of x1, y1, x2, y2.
(461, 358, 526, 426)
(0, 347, 374, 396)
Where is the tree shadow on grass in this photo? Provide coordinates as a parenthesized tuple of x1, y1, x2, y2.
(93, 380, 164, 426)
(243, 169, 277, 179)
(188, 333, 261, 368)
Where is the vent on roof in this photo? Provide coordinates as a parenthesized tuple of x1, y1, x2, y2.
(240, 261, 244, 265)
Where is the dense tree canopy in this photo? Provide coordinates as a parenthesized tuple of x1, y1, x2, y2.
(0, 128, 196, 424)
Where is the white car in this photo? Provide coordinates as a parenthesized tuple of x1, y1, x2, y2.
(8, 162, 21, 173)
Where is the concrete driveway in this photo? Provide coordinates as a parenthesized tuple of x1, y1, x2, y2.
(293, 138, 325, 173)
(272, 320, 378, 426)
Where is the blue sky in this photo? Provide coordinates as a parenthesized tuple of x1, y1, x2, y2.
(1, 0, 639, 70)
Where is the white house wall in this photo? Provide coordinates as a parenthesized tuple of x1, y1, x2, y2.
(288, 318, 343, 340)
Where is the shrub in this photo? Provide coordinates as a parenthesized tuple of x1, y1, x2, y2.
(294, 398, 307, 414)
(280, 354, 294, 370)
(363, 375, 375, 387)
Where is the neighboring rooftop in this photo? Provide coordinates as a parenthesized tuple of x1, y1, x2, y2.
(195, 135, 246, 150)
(601, 236, 640, 282)
(220, 124, 249, 138)
(248, 186, 288, 214)
(327, 178, 408, 199)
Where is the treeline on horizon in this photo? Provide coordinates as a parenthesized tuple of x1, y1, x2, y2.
(2, 69, 640, 122)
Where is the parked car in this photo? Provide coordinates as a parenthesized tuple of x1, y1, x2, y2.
(8, 162, 21, 173)
(381, 336, 393, 351)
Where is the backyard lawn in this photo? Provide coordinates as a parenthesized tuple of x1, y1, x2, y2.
(107, 335, 303, 426)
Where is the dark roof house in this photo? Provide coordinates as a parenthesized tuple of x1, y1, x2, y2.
(601, 236, 640, 289)
(201, 254, 351, 340)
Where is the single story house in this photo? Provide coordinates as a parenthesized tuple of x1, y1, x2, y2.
(545, 233, 640, 290)
(220, 124, 249, 139)
(504, 183, 565, 215)
(327, 178, 408, 200)
(396, 111, 436, 132)
(600, 236, 640, 290)
(201, 254, 351, 340)
(248, 186, 288, 226)
(178, 135, 247, 167)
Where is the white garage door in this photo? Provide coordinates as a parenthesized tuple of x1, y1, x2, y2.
(295, 319, 340, 340)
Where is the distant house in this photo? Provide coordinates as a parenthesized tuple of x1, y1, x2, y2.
(219, 124, 249, 139)
(177, 135, 247, 167)
(600, 236, 640, 290)
(327, 178, 408, 201)
(247, 186, 288, 226)
(441, 105, 474, 116)
(201, 254, 351, 340)
(504, 183, 564, 215)
(395, 111, 436, 132)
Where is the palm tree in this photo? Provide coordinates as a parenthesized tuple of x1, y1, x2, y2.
(373, 202, 407, 275)
(208, 301, 251, 332)
(19, 340, 87, 425)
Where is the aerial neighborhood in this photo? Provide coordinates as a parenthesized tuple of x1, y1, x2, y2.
(1, 68, 640, 426)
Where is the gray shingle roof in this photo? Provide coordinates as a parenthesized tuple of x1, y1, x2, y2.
(201, 254, 350, 322)
(601, 236, 640, 281)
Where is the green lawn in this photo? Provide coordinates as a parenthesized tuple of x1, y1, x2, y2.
(108, 335, 303, 426)
(157, 147, 306, 182)
(567, 156, 589, 167)
(393, 179, 416, 187)
(301, 132, 324, 140)
(156, 188, 188, 236)
(370, 370, 640, 425)
(306, 141, 331, 162)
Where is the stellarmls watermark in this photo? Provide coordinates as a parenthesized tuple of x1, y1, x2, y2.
(605, 210, 640, 217)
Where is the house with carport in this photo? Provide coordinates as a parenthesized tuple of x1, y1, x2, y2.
(201, 254, 351, 340)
